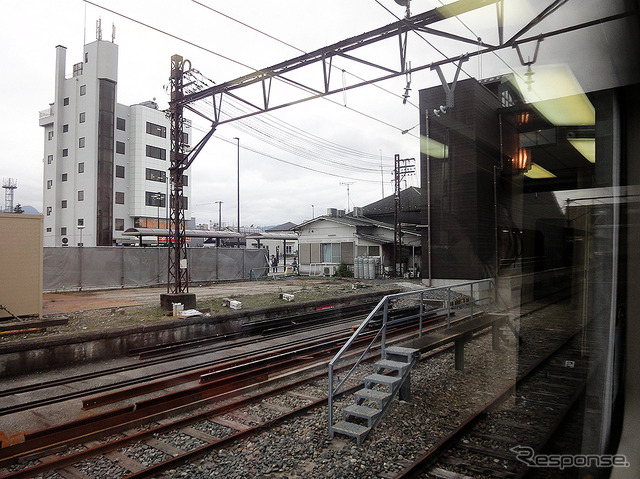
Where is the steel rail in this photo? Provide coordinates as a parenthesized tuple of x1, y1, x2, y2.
(0, 315, 445, 462)
(131, 300, 383, 358)
(0, 326, 352, 416)
(0, 302, 421, 416)
(394, 327, 584, 478)
(82, 326, 382, 409)
(0, 323, 469, 479)
(0, 323, 454, 476)
(86, 312, 445, 410)
(0, 301, 385, 411)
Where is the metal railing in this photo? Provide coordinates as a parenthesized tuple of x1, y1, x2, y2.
(39, 107, 54, 120)
(327, 278, 495, 435)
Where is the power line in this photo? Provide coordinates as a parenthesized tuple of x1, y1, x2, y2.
(373, 0, 476, 81)
(184, 73, 397, 172)
(431, 0, 531, 85)
(84, 0, 419, 136)
(190, 123, 386, 183)
(83, 0, 252, 70)
(192, 96, 396, 173)
(190, 0, 420, 109)
(190, 0, 304, 53)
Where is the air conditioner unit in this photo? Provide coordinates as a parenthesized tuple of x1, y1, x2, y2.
(323, 265, 338, 276)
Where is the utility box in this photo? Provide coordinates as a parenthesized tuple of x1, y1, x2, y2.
(0, 213, 43, 318)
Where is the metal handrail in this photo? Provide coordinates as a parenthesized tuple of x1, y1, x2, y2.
(327, 278, 494, 436)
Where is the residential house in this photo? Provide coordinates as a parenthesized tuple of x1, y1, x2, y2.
(295, 206, 420, 277)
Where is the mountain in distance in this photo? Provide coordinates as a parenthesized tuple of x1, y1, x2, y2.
(20, 205, 40, 215)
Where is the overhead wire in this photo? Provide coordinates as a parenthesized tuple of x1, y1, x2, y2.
(190, 0, 420, 109)
(83, 0, 422, 189)
(373, 0, 476, 81)
(194, 105, 394, 175)
(186, 73, 396, 173)
(374, 0, 522, 185)
(373, 0, 547, 96)
(431, 0, 540, 87)
(189, 122, 384, 183)
(184, 73, 388, 175)
(82, 0, 253, 70)
(373, 0, 577, 193)
(83, 0, 419, 137)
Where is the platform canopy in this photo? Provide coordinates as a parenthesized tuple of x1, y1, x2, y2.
(247, 232, 298, 240)
(123, 227, 244, 239)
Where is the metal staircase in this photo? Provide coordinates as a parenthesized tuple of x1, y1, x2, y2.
(330, 346, 420, 444)
(328, 280, 494, 445)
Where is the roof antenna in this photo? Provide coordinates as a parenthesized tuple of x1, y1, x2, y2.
(96, 17, 102, 41)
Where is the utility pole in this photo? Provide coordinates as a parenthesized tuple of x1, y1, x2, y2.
(215, 201, 223, 231)
(234, 137, 240, 247)
(161, 54, 195, 310)
(379, 150, 384, 199)
(393, 155, 415, 278)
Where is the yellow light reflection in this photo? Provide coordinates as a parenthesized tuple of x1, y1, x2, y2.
(512, 64, 595, 126)
(513, 147, 531, 171)
(568, 138, 596, 163)
(436, 0, 508, 20)
(420, 135, 449, 158)
(524, 163, 557, 179)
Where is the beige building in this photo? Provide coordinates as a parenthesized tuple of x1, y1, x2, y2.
(0, 213, 43, 318)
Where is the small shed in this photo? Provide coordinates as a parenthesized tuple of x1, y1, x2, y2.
(0, 213, 43, 318)
(247, 231, 298, 268)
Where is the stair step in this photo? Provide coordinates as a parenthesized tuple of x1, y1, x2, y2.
(354, 388, 391, 407)
(364, 373, 401, 391)
(385, 346, 419, 363)
(375, 359, 410, 374)
(332, 420, 370, 445)
(343, 404, 382, 426)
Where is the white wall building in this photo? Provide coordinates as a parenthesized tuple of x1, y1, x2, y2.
(39, 30, 191, 247)
(295, 208, 421, 277)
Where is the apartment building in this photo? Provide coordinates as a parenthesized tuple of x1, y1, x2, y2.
(39, 32, 191, 247)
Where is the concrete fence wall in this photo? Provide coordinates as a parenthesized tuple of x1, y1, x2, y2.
(43, 247, 269, 292)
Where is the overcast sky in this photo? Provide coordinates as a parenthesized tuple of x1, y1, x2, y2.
(1, 0, 636, 227)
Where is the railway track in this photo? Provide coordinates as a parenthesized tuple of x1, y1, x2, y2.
(396, 320, 586, 478)
(0, 292, 578, 478)
(0, 363, 358, 478)
(0, 306, 455, 473)
(0, 301, 422, 417)
(0, 323, 461, 479)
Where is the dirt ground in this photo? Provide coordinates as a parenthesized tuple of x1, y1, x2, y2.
(41, 277, 403, 314)
(0, 277, 423, 342)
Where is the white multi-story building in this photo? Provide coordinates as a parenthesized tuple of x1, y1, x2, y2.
(39, 32, 191, 247)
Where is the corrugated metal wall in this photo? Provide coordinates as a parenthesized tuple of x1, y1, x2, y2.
(42, 247, 268, 292)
